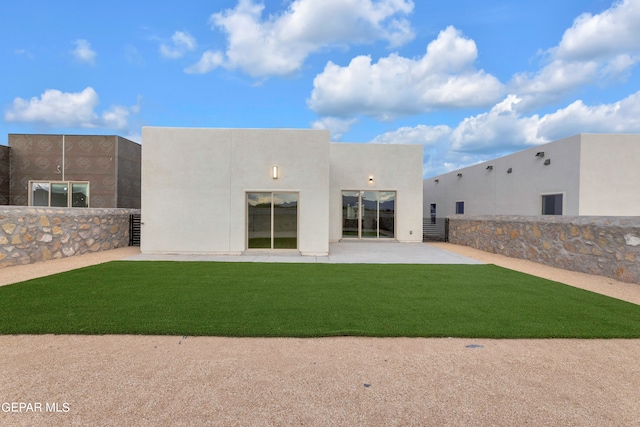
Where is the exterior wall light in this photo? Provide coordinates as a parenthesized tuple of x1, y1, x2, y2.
(368, 176, 374, 183)
(535, 152, 545, 157)
(434, 179, 439, 183)
(486, 165, 493, 170)
(507, 168, 513, 173)
(544, 159, 551, 165)
(272, 166, 278, 179)
(457, 173, 462, 177)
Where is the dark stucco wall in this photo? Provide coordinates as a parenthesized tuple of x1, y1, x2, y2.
(0, 145, 9, 205)
(116, 136, 141, 209)
(7, 134, 140, 208)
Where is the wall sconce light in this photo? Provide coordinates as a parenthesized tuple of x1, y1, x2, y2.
(368, 176, 374, 183)
(544, 159, 551, 165)
(486, 165, 493, 171)
(457, 173, 463, 177)
(507, 168, 513, 173)
(434, 179, 439, 183)
(535, 152, 545, 157)
(272, 166, 278, 179)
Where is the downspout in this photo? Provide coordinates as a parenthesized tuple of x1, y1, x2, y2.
(114, 136, 119, 207)
(62, 135, 65, 181)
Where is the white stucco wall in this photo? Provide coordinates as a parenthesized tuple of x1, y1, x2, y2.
(578, 134, 640, 215)
(494, 135, 581, 215)
(424, 134, 640, 217)
(141, 127, 330, 255)
(141, 128, 233, 253)
(329, 143, 423, 243)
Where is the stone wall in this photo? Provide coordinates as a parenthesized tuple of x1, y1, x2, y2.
(0, 206, 139, 268)
(449, 215, 640, 284)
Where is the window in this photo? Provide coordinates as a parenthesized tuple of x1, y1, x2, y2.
(455, 201, 464, 215)
(29, 181, 89, 208)
(542, 194, 563, 215)
(430, 203, 436, 224)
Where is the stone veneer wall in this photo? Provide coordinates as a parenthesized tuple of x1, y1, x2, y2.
(0, 206, 139, 268)
(448, 215, 640, 284)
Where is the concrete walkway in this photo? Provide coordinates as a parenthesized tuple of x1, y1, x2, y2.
(124, 241, 484, 264)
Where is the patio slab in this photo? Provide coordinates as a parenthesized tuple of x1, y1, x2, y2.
(124, 241, 484, 264)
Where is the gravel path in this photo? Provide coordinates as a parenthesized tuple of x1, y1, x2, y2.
(1, 244, 639, 426)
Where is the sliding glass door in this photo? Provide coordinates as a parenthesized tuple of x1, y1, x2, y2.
(247, 192, 298, 249)
(342, 191, 395, 239)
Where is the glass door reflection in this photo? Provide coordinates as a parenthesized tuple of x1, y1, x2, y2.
(342, 191, 360, 238)
(361, 191, 378, 238)
(247, 192, 298, 249)
(273, 193, 297, 249)
(247, 192, 272, 249)
(341, 190, 395, 239)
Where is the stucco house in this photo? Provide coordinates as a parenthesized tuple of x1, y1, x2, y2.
(424, 133, 640, 220)
(141, 127, 424, 256)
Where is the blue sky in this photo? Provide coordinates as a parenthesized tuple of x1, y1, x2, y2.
(2, 0, 640, 176)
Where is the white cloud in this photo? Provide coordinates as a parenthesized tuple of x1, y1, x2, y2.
(537, 90, 640, 140)
(101, 105, 136, 130)
(71, 39, 97, 65)
(371, 124, 451, 145)
(160, 31, 197, 59)
(555, 0, 640, 62)
(197, 0, 415, 77)
(185, 50, 225, 74)
(125, 44, 145, 66)
(15, 48, 34, 58)
(450, 95, 545, 153)
(311, 117, 358, 140)
(308, 26, 504, 119)
(4, 87, 139, 131)
(510, 0, 640, 111)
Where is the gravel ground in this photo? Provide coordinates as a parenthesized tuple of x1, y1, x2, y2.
(1, 244, 639, 426)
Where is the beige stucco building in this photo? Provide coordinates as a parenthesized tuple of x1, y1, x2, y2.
(141, 127, 423, 256)
(424, 133, 640, 219)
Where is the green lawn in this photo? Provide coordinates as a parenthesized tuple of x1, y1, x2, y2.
(1, 262, 639, 338)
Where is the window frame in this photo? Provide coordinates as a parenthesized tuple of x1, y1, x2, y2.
(28, 180, 90, 208)
(455, 201, 465, 215)
(541, 193, 564, 215)
(246, 191, 299, 250)
(341, 190, 396, 239)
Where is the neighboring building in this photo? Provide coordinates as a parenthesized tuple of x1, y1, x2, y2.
(0, 145, 9, 205)
(424, 133, 640, 219)
(5, 134, 141, 208)
(141, 127, 423, 256)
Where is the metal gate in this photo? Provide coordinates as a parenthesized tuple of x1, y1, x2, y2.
(423, 218, 448, 242)
(129, 214, 141, 246)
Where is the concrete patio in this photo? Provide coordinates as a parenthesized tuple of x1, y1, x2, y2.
(124, 241, 484, 264)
